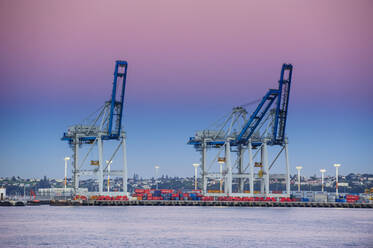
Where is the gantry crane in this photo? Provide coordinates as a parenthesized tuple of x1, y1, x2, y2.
(188, 64, 293, 197)
(62, 60, 129, 196)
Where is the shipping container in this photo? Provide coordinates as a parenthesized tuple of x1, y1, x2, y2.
(314, 194, 327, 203)
(153, 190, 161, 197)
(327, 195, 336, 202)
(135, 189, 145, 194)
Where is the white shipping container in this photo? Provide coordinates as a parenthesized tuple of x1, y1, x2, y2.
(315, 194, 327, 203)
(327, 195, 336, 202)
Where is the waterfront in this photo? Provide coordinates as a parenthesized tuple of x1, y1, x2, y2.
(0, 206, 373, 247)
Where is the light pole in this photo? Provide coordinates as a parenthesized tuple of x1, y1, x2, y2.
(106, 160, 112, 192)
(64, 157, 70, 190)
(155, 165, 160, 190)
(192, 163, 200, 190)
(334, 163, 341, 195)
(296, 166, 302, 192)
(218, 159, 225, 192)
(320, 169, 326, 192)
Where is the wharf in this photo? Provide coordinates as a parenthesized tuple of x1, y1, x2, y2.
(50, 200, 373, 208)
(0, 200, 26, 206)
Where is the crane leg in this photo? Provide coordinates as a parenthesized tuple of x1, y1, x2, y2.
(285, 140, 290, 196)
(122, 135, 128, 195)
(239, 145, 245, 193)
(73, 136, 79, 194)
(201, 140, 207, 194)
(249, 140, 254, 196)
(98, 136, 104, 195)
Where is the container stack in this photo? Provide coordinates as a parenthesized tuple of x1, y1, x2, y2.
(131, 188, 368, 204)
(314, 192, 328, 203)
(335, 195, 346, 202)
(132, 189, 187, 200)
(346, 194, 359, 203)
(327, 194, 336, 202)
(303, 191, 315, 202)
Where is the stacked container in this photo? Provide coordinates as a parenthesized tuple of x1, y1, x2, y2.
(346, 194, 359, 203)
(303, 191, 315, 202)
(314, 192, 327, 203)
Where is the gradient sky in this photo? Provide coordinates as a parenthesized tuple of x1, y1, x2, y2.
(0, 0, 372, 179)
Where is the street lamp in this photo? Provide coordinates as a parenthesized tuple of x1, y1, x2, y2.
(296, 166, 303, 192)
(218, 159, 225, 192)
(64, 157, 70, 189)
(155, 165, 160, 190)
(192, 163, 200, 190)
(106, 160, 112, 192)
(334, 163, 341, 195)
(320, 169, 326, 192)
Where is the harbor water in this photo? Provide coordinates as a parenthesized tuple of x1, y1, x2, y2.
(1, 206, 373, 247)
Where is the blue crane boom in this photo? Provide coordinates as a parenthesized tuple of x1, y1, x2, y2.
(236, 63, 293, 146)
(235, 89, 278, 144)
(273, 64, 293, 144)
(107, 60, 128, 139)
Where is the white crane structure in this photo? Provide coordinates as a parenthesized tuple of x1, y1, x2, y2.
(62, 61, 129, 196)
(188, 64, 294, 198)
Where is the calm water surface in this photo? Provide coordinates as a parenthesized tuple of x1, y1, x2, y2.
(0, 206, 373, 247)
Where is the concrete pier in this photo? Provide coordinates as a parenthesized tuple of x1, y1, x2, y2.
(50, 200, 373, 208)
(0, 200, 26, 206)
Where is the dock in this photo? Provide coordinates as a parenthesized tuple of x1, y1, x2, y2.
(0, 200, 26, 206)
(50, 200, 373, 208)
(1, 199, 372, 208)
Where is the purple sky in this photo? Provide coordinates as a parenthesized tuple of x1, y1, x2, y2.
(0, 0, 372, 178)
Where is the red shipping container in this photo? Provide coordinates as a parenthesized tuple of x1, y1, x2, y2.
(346, 195, 359, 200)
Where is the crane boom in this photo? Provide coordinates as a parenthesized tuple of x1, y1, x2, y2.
(272, 64, 293, 144)
(236, 63, 293, 146)
(235, 89, 279, 144)
(107, 61, 128, 139)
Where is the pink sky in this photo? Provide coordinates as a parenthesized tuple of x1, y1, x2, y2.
(1, 0, 372, 107)
(0, 0, 372, 177)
